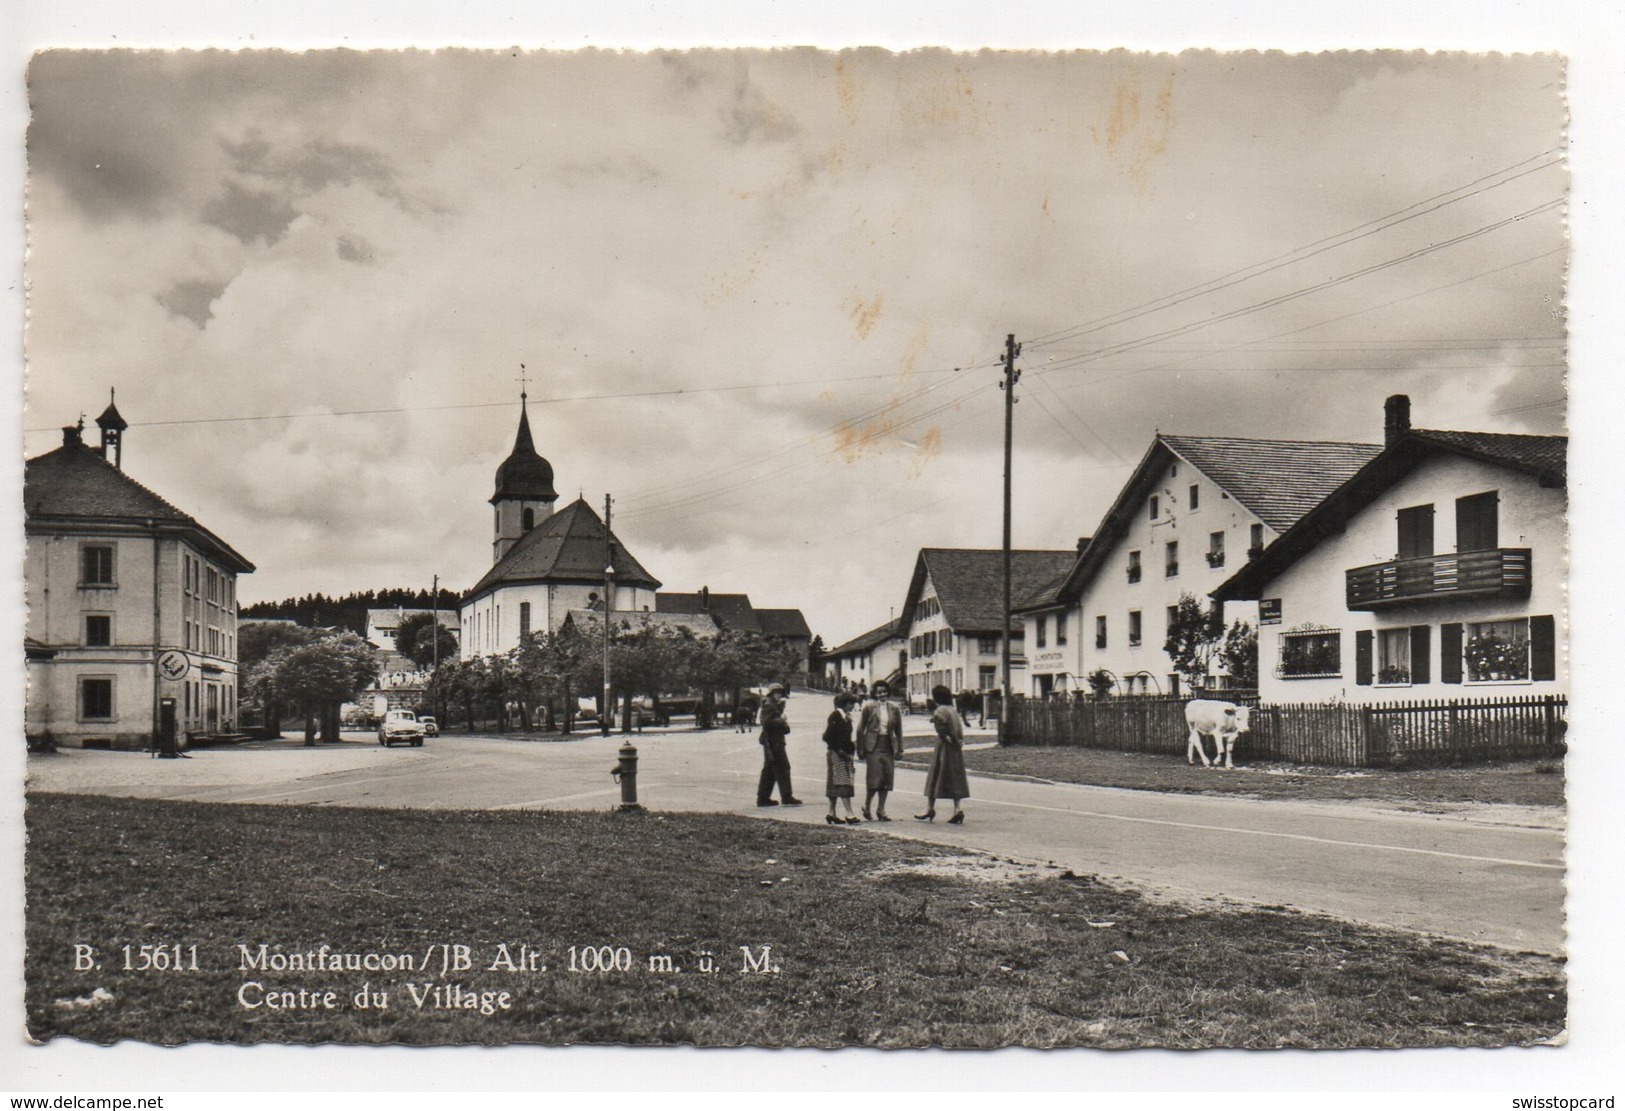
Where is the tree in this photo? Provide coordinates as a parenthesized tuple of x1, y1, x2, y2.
(1162, 592, 1225, 692)
(1221, 621, 1259, 686)
(394, 612, 460, 669)
(267, 632, 380, 745)
(239, 622, 315, 735)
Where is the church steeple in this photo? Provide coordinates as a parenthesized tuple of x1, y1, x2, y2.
(490, 389, 559, 561)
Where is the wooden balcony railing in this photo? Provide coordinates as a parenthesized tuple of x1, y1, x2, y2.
(1345, 548, 1532, 610)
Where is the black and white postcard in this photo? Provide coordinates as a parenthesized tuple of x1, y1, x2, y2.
(5, 2, 1621, 1100)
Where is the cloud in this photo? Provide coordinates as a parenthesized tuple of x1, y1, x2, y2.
(156, 277, 232, 327)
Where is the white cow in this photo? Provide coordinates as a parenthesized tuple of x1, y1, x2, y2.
(1185, 699, 1253, 769)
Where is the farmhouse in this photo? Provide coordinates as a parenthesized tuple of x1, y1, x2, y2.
(1213, 396, 1566, 704)
(24, 401, 255, 749)
(821, 617, 906, 692)
(1019, 431, 1381, 697)
(899, 547, 1078, 705)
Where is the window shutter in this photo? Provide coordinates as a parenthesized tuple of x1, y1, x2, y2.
(1440, 623, 1463, 684)
(1397, 505, 1435, 559)
(1354, 630, 1373, 685)
(1530, 615, 1557, 682)
(1409, 625, 1431, 684)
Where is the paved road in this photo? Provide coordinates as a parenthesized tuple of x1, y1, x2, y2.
(29, 693, 1564, 953)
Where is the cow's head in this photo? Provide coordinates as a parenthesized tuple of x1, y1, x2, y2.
(1229, 706, 1253, 732)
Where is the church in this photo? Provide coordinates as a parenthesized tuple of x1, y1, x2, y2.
(458, 393, 662, 657)
(457, 395, 814, 679)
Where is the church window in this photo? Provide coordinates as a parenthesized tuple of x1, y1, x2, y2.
(520, 602, 532, 638)
(523, 508, 535, 531)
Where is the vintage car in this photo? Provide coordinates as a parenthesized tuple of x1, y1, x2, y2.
(418, 715, 440, 737)
(377, 709, 426, 747)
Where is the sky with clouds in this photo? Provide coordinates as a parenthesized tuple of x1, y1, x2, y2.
(23, 49, 1567, 645)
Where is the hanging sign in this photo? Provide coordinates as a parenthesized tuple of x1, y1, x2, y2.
(157, 650, 192, 681)
(1259, 599, 1283, 626)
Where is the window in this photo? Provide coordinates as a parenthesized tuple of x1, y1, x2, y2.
(1465, 618, 1530, 682)
(1456, 491, 1499, 552)
(522, 507, 535, 531)
(1127, 550, 1142, 584)
(84, 615, 112, 646)
(1397, 504, 1435, 559)
(1128, 610, 1142, 647)
(1166, 605, 1178, 634)
(1149, 495, 1160, 521)
(1189, 484, 1200, 510)
(1207, 531, 1225, 568)
(80, 544, 115, 586)
(1278, 629, 1341, 679)
(520, 602, 532, 638)
(1095, 615, 1107, 650)
(1036, 616, 1047, 649)
(1165, 541, 1179, 578)
(1249, 523, 1265, 559)
(1376, 628, 1412, 684)
(1056, 613, 1067, 646)
(79, 677, 114, 721)
(978, 665, 997, 690)
(978, 635, 998, 655)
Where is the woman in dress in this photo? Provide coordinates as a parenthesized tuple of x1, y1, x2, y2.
(823, 691, 860, 825)
(918, 684, 970, 824)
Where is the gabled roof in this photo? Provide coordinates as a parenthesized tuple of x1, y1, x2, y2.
(1159, 435, 1384, 532)
(827, 618, 903, 657)
(900, 548, 1078, 634)
(1051, 433, 1379, 606)
(561, 608, 720, 638)
(24, 440, 255, 573)
(1015, 568, 1073, 613)
(756, 608, 812, 639)
(1213, 427, 1568, 602)
(466, 497, 660, 600)
(655, 592, 761, 633)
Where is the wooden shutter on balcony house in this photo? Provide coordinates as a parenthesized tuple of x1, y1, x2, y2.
(1530, 615, 1557, 682)
(1440, 622, 1464, 684)
(1397, 504, 1435, 559)
(1354, 630, 1373, 685)
(1410, 625, 1431, 684)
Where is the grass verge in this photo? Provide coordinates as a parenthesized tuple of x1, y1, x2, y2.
(26, 792, 1563, 1048)
(918, 746, 1565, 809)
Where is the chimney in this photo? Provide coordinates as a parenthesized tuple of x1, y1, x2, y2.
(1076, 536, 1089, 553)
(1384, 394, 1411, 446)
(62, 421, 83, 448)
(700, 585, 710, 609)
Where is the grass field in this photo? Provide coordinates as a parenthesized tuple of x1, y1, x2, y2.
(25, 793, 1563, 1048)
(917, 746, 1566, 810)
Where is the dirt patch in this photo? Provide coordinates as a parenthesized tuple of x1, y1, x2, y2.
(868, 855, 1060, 884)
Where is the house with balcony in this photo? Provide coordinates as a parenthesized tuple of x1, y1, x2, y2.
(899, 547, 1077, 706)
(1018, 430, 1381, 697)
(1212, 396, 1565, 704)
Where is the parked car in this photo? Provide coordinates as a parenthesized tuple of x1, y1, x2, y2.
(378, 709, 426, 747)
(418, 715, 439, 737)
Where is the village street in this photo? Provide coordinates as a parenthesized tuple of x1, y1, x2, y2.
(28, 691, 1564, 955)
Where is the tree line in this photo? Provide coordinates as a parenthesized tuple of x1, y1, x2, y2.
(240, 587, 461, 637)
(239, 616, 799, 739)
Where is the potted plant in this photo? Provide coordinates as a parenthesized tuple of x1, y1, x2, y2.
(1376, 664, 1410, 684)
(1464, 633, 1529, 681)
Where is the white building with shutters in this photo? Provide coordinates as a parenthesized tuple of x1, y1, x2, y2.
(1213, 397, 1566, 705)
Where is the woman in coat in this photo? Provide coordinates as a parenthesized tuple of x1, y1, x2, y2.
(823, 691, 860, 825)
(918, 684, 970, 824)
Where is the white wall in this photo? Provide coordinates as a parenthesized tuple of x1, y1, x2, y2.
(1054, 453, 1275, 697)
(1255, 454, 1566, 704)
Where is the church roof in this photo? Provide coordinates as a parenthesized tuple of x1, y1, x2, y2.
(96, 391, 128, 432)
(562, 609, 721, 638)
(465, 497, 661, 601)
(25, 437, 254, 573)
(490, 399, 558, 505)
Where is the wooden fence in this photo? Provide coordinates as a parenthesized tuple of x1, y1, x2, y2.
(1007, 693, 1567, 768)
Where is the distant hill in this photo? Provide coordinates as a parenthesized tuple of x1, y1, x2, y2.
(241, 587, 462, 636)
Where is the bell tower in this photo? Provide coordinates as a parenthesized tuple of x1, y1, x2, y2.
(490, 389, 559, 561)
(95, 389, 128, 469)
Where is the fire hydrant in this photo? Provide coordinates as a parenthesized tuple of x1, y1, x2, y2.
(610, 740, 644, 812)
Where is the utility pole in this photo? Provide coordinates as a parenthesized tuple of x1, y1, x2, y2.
(999, 333, 1021, 745)
(430, 574, 440, 723)
(602, 493, 614, 738)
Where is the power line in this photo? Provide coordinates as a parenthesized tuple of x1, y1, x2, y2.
(1025, 148, 1564, 350)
